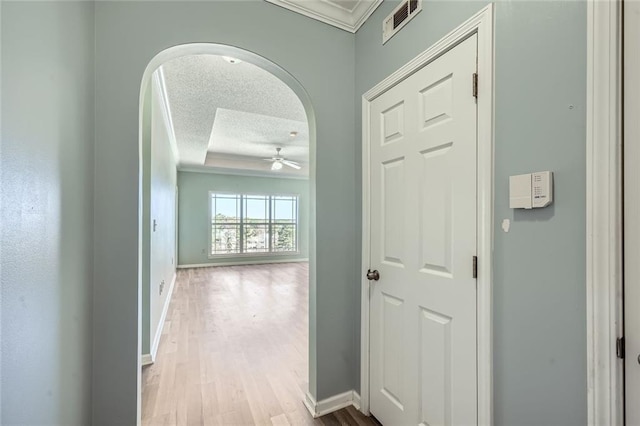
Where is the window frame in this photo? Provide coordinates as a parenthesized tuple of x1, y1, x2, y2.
(208, 190, 300, 258)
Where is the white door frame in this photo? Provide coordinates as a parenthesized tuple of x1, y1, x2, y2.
(585, 1, 624, 425)
(360, 5, 494, 424)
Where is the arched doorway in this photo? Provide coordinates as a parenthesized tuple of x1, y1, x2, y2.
(137, 44, 317, 423)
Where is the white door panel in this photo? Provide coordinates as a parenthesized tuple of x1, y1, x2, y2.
(369, 34, 478, 426)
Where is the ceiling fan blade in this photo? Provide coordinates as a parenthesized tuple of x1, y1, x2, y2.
(282, 160, 301, 170)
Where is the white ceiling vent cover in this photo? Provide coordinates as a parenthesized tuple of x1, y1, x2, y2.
(382, 0, 422, 44)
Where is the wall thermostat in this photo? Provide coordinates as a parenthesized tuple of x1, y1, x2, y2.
(509, 171, 553, 209)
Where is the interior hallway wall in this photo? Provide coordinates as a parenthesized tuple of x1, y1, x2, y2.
(141, 84, 153, 356)
(143, 76, 178, 357)
(355, 1, 587, 424)
(93, 2, 356, 423)
(1, 2, 95, 424)
(0, 1, 591, 424)
(1, 1, 4, 420)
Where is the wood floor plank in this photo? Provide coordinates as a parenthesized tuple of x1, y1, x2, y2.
(141, 383, 159, 422)
(142, 263, 378, 426)
(200, 382, 220, 422)
(344, 406, 378, 426)
(318, 413, 342, 426)
(270, 413, 291, 426)
(187, 384, 203, 426)
(283, 406, 317, 426)
(173, 363, 189, 425)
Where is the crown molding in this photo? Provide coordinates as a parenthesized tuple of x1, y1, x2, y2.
(265, 0, 382, 33)
(178, 165, 309, 180)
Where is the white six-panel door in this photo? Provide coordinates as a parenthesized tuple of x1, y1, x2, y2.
(368, 34, 478, 426)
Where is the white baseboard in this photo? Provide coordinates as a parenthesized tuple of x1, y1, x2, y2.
(141, 353, 153, 366)
(303, 390, 360, 418)
(150, 272, 176, 361)
(352, 391, 361, 411)
(177, 258, 309, 269)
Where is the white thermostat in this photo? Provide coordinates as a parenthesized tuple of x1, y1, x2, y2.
(509, 171, 553, 209)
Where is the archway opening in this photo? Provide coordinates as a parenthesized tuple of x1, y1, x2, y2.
(137, 43, 317, 423)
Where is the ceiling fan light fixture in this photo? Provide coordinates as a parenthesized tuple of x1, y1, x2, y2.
(263, 147, 300, 171)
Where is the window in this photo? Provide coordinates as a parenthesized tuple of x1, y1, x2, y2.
(272, 195, 297, 252)
(210, 192, 299, 256)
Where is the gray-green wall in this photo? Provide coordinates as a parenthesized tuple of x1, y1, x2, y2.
(178, 171, 309, 266)
(1, 2, 95, 424)
(93, 2, 356, 422)
(141, 84, 153, 356)
(0, 1, 591, 424)
(355, 2, 587, 424)
(143, 77, 178, 356)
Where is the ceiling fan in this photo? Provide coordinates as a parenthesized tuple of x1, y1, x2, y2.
(263, 147, 301, 170)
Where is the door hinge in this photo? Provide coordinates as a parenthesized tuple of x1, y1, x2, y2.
(472, 73, 478, 98)
(616, 337, 625, 359)
(472, 256, 478, 279)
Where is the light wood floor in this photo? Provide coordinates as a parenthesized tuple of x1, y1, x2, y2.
(142, 263, 379, 426)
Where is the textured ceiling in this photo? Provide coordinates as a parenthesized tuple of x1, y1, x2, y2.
(208, 109, 308, 161)
(160, 54, 309, 176)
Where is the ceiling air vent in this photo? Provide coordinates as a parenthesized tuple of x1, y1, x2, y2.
(383, 0, 422, 44)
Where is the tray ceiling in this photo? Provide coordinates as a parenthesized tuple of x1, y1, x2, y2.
(159, 54, 309, 179)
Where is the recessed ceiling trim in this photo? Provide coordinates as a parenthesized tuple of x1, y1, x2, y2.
(204, 151, 309, 167)
(265, 0, 383, 33)
(179, 165, 310, 180)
